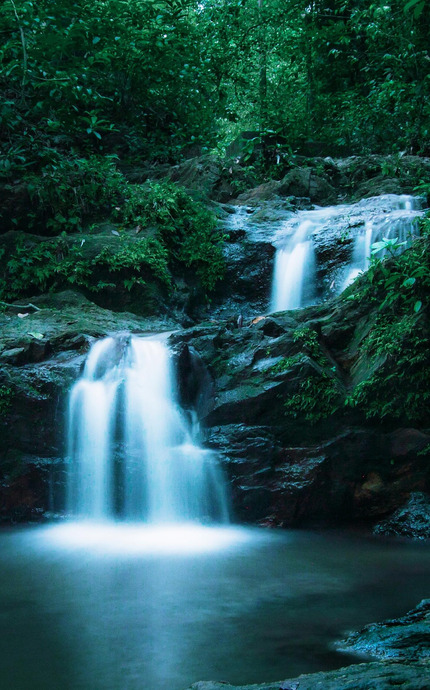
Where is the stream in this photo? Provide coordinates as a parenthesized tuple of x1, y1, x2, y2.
(0, 193, 428, 690)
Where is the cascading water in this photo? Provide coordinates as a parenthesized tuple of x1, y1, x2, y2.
(267, 194, 423, 311)
(67, 335, 229, 524)
(341, 195, 422, 289)
(270, 219, 316, 312)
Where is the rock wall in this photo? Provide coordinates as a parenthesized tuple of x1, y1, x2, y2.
(170, 297, 430, 533)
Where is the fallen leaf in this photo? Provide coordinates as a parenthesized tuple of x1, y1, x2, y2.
(28, 332, 44, 340)
(17, 313, 29, 318)
(111, 230, 120, 236)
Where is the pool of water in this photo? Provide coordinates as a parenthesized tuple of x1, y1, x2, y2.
(1, 523, 429, 690)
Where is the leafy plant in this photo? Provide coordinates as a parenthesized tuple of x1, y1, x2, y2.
(345, 219, 430, 424)
(0, 386, 13, 418)
(24, 155, 126, 234)
(274, 326, 342, 423)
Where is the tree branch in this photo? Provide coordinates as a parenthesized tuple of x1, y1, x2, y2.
(9, 0, 28, 88)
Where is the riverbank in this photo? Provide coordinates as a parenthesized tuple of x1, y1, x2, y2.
(185, 600, 430, 690)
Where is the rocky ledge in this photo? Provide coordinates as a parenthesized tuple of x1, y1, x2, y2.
(184, 600, 430, 690)
(170, 286, 430, 533)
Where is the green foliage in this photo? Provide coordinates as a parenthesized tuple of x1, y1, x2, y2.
(345, 220, 430, 424)
(0, 233, 170, 300)
(362, 220, 430, 314)
(284, 371, 341, 423)
(119, 181, 225, 291)
(345, 316, 429, 423)
(273, 326, 342, 423)
(0, 385, 13, 417)
(0, 0, 218, 167)
(24, 155, 126, 233)
(0, 179, 225, 300)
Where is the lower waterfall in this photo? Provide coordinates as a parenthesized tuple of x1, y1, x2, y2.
(67, 335, 229, 524)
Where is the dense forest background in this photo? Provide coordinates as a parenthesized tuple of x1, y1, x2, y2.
(1, 0, 430, 306)
(2, 0, 430, 169)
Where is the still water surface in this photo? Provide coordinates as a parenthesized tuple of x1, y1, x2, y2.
(0, 524, 429, 690)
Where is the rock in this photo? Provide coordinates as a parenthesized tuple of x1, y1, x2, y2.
(168, 155, 224, 199)
(337, 599, 430, 662)
(0, 291, 181, 521)
(185, 601, 430, 690)
(0, 347, 27, 365)
(173, 343, 215, 419)
(199, 239, 275, 320)
(235, 168, 336, 206)
(166, 154, 258, 203)
(278, 168, 337, 204)
(389, 428, 430, 457)
(168, 294, 430, 528)
(237, 180, 285, 203)
(184, 662, 430, 689)
(373, 493, 430, 540)
(355, 176, 404, 198)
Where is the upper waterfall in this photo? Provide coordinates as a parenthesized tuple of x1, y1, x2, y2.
(67, 335, 229, 524)
(267, 194, 423, 312)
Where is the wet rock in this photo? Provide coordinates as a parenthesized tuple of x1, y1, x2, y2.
(373, 493, 430, 540)
(337, 599, 430, 662)
(200, 240, 275, 320)
(174, 343, 215, 419)
(0, 291, 181, 521)
(184, 662, 430, 689)
(0, 347, 27, 365)
(257, 317, 286, 338)
(185, 602, 430, 689)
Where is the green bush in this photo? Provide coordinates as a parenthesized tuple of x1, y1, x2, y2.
(344, 220, 430, 424)
(0, 233, 170, 300)
(0, 178, 225, 301)
(24, 155, 126, 234)
(119, 181, 225, 291)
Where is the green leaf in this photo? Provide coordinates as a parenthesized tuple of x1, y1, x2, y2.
(402, 277, 416, 287)
(28, 332, 44, 340)
(92, 36, 101, 44)
(414, 300, 422, 313)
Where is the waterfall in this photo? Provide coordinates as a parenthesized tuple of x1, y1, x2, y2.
(67, 336, 229, 524)
(271, 219, 316, 311)
(341, 220, 373, 290)
(268, 194, 422, 310)
(341, 195, 421, 289)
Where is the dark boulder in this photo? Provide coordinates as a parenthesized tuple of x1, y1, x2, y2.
(373, 493, 430, 540)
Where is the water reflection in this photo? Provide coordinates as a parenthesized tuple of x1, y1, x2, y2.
(1, 526, 429, 690)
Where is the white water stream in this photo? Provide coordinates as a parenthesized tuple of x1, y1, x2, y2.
(271, 219, 316, 311)
(269, 194, 423, 312)
(67, 335, 229, 523)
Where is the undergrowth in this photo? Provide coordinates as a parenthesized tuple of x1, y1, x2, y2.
(0, 169, 225, 300)
(274, 222, 429, 426)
